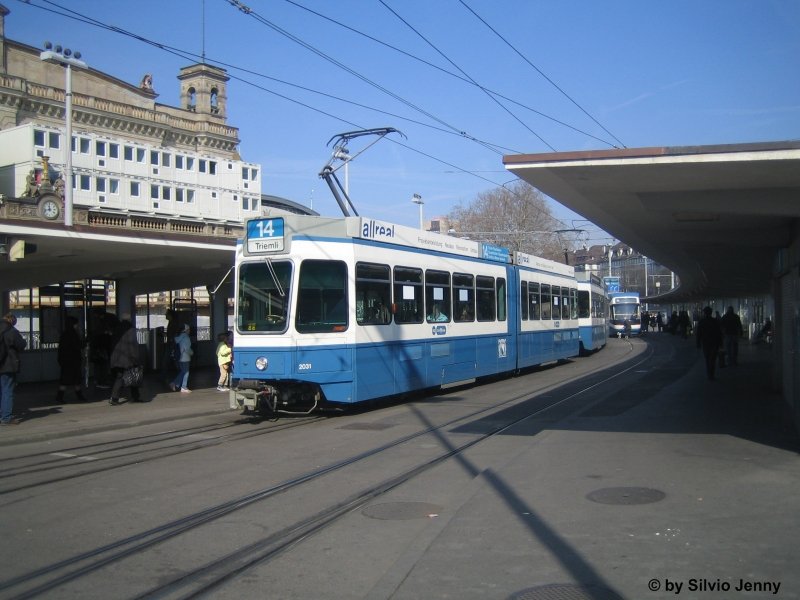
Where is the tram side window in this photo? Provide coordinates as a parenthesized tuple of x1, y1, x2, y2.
(560, 287, 569, 320)
(540, 284, 551, 320)
(529, 282, 540, 320)
(496, 277, 507, 322)
(394, 266, 423, 324)
(453, 273, 474, 322)
(237, 260, 292, 332)
(476, 275, 495, 321)
(356, 262, 391, 325)
(569, 288, 578, 320)
(296, 260, 348, 333)
(426, 270, 451, 323)
(520, 281, 528, 321)
(594, 296, 607, 318)
(552, 286, 562, 319)
(578, 290, 591, 319)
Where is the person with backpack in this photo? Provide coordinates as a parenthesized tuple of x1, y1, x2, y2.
(1, 313, 27, 425)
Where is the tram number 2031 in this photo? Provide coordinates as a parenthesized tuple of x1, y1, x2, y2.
(297, 363, 312, 371)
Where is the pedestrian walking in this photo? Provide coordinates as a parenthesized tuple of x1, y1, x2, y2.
(56, 316, 86, 403)
(696, 306, 723, 380)
(109, 318, 142, 404)
(720, 306, 744, 366)
(0, 313, 27, 425)
(170, 324, 193, 393)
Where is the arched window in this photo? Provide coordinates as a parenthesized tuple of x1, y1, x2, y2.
(210, 87, 219, 114)
(187, 87, 196, 112)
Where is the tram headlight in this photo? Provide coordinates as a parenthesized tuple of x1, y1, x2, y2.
(255, 357, 269, 371)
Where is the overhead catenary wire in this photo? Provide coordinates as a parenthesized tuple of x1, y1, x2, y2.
(226, 0, 504, 156)
(280, 0, 619, 148)
(17, 0, 520, 157)
(13, 0, 609, 229)
(457, 0, 626, 149)
(377, 0, 557, 152)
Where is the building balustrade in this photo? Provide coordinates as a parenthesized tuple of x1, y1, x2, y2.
(0, 197, 242, 239)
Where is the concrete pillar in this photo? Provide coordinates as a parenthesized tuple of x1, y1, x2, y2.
(114, 278, 137, 322)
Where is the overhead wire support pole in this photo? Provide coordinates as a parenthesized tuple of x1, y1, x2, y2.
(319, 165, 358, 217)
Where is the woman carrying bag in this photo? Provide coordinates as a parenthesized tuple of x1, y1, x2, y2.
(109, 318, 143, 405)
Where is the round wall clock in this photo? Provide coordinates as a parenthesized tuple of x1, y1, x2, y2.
(39, 198, 61, 220)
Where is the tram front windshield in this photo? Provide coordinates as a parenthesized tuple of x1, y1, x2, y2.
(238, 260, 292, 332)
(610, 302, 640, 321)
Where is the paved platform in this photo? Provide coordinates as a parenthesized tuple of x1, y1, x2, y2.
(1, 336, 798, 599)
(0, 366, 232, 445)
(359, 337, 800, 600)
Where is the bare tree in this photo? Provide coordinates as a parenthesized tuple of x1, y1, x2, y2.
(447, 180, 567, 261)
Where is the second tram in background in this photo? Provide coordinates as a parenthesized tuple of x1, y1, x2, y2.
(229, 215, 607, 415)
(576, 272, 608, 353)
(608, 291, 641, 337)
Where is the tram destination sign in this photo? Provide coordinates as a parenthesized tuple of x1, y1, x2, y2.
(246, 218, 285, 253)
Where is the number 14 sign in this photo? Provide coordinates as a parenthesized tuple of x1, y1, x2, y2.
(246, 218, 285, 253)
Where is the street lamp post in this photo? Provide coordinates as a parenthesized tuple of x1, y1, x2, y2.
(40, 42, 87, 228)
(411, 193, 424, 230)
(332, 146, 350, 197)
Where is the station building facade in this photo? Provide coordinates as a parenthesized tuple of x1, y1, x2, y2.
(0, 5, 311, 381)
(0, 13, 262, 223)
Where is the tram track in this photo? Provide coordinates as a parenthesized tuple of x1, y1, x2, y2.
(0, 416, 325, 496)
(0, 339, 667, 599)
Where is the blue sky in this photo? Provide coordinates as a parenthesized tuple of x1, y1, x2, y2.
(6, 0, 799, 244)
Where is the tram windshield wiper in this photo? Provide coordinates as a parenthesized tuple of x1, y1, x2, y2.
(265, 257, 286, 298)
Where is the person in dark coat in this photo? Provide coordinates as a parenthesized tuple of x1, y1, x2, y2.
(696, 306, 723, 380)
(161, 308, 180, 383)
(109, 319, 141, 405)
(56, 316, 86, 403)
(90, 311, 116, 389)
(1, 313, 27, 425)
(720, 306, 744, 366)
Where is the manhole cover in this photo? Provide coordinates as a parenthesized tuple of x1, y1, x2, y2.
(362, 502, 443, 520)
(510, 583, 623, 600)
(586, 486, 665, 505)
(338, 422, 394, 430)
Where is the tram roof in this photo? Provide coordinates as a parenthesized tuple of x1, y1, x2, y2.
(504, 140, 800, 302)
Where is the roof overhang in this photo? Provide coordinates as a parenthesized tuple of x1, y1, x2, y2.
(504, 141, 800, 302)
(0, 220, 236, 295)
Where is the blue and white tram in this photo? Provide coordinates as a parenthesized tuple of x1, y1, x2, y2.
(230, 215, 581, 414)
(576, 272, 608, 353)
(608, 291, 642, 337)
(514, 251, 580, 367)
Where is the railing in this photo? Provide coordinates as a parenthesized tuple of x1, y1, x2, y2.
(83, 210, 241, 238)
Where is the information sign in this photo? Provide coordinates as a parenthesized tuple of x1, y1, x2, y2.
(246, 218, 285, 253)
(603, 276, 620, 293)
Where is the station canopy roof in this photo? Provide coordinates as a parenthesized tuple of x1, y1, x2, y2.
(504, 141, 800, 302)
(0, 220, 236, 296)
